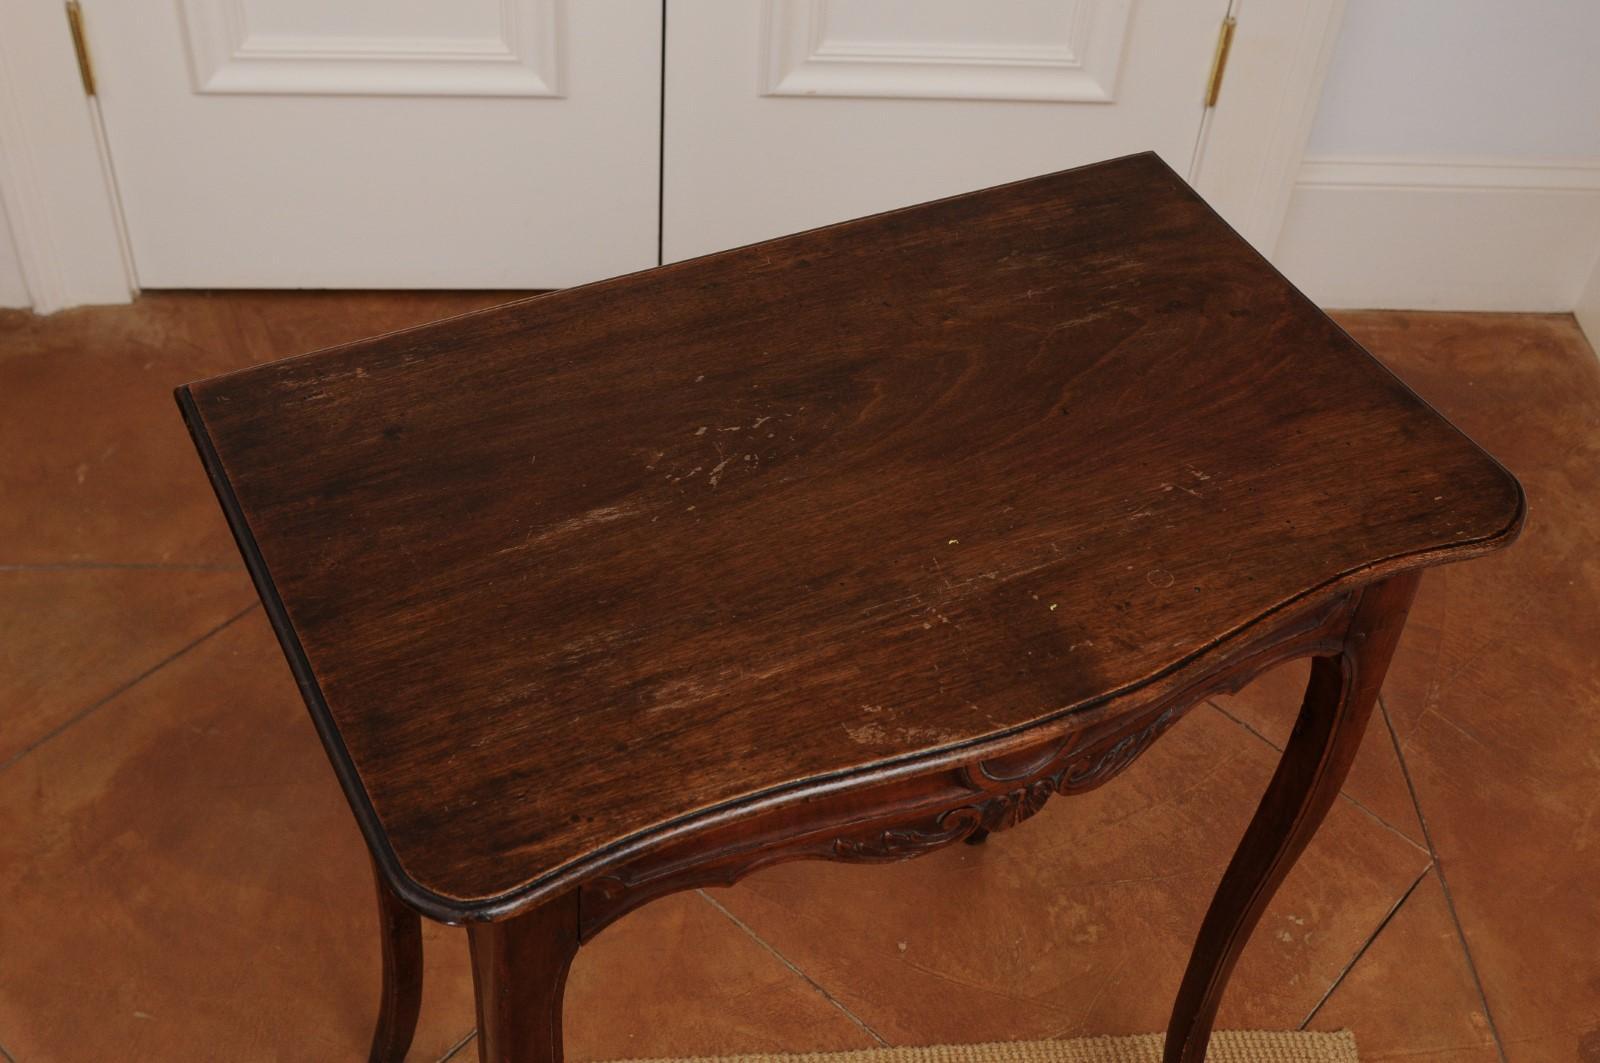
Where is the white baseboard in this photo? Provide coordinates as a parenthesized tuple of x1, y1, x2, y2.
(1271, 156, 1600, 312)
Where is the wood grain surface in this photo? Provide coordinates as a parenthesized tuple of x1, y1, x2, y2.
(178, 153, 1523, 920)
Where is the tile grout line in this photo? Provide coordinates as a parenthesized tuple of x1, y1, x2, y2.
(0, 602, 260, 776)
(1379, 693, 1509, 1063)
(0, 562, 240, 572)
(1205, 697, 1274, 744)
(1298, 861, 1432, 1029)
(696, 889, 890, 1047)
(437, 1027, 478, 1062)
(1205, 699, 1429, 855)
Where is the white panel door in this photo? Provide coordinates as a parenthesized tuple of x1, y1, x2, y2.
(664, 0, 1231, 261)
(84, 0, 660, 288)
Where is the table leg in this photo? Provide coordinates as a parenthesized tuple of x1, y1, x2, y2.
(469, 892, 581, 1063)
(1163, 571, 1420, 1062)
(368, 861, 423, 1063)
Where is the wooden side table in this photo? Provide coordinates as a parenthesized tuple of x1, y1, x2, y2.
(177, 154, 1523, 1063)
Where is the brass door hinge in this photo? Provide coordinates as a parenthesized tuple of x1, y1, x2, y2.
(66, 0, 96, 97)
(1205, 15, 1236, 108)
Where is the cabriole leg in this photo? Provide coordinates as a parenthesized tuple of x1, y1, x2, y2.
(1164, 571, 1420, 1062)
(469, 892, 581, 1063)
(368, 861, 424, 1063)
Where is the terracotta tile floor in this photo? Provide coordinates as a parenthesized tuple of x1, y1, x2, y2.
(0, 295, 1595, 1063)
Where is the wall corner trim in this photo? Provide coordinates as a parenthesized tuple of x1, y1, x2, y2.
(1574, 248, 1600, 350)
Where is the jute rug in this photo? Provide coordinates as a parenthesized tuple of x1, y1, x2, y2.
(617, 1032, 1358, 1063)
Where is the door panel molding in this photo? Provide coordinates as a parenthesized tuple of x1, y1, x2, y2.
(762, 0, 1132, 103)
(669, 0, 1228, 262)
(0, 0, 1340, 310)
(178, 0, 564, 97)
(92, 0, 657, 289)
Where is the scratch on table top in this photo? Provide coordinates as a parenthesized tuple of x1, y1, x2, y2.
(504, 503, 639, 553)
(844, 720, 888, 745)
(845, 718, 965, 748)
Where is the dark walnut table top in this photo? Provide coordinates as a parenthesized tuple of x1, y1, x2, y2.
(179, 153, 1522, 920)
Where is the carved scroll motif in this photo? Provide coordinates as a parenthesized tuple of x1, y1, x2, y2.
(833, 805, 986, 860)
(1061, 705, 1178, 792)
(832, 703, 1182, 859)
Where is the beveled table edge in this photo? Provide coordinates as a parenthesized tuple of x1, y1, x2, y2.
(178, 377, 1524, 924)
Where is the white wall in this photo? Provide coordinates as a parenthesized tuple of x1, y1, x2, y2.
(0, 202, 28, 309)
(1274, 0, 1600, 311)
(1307, 0, 1600, 159)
